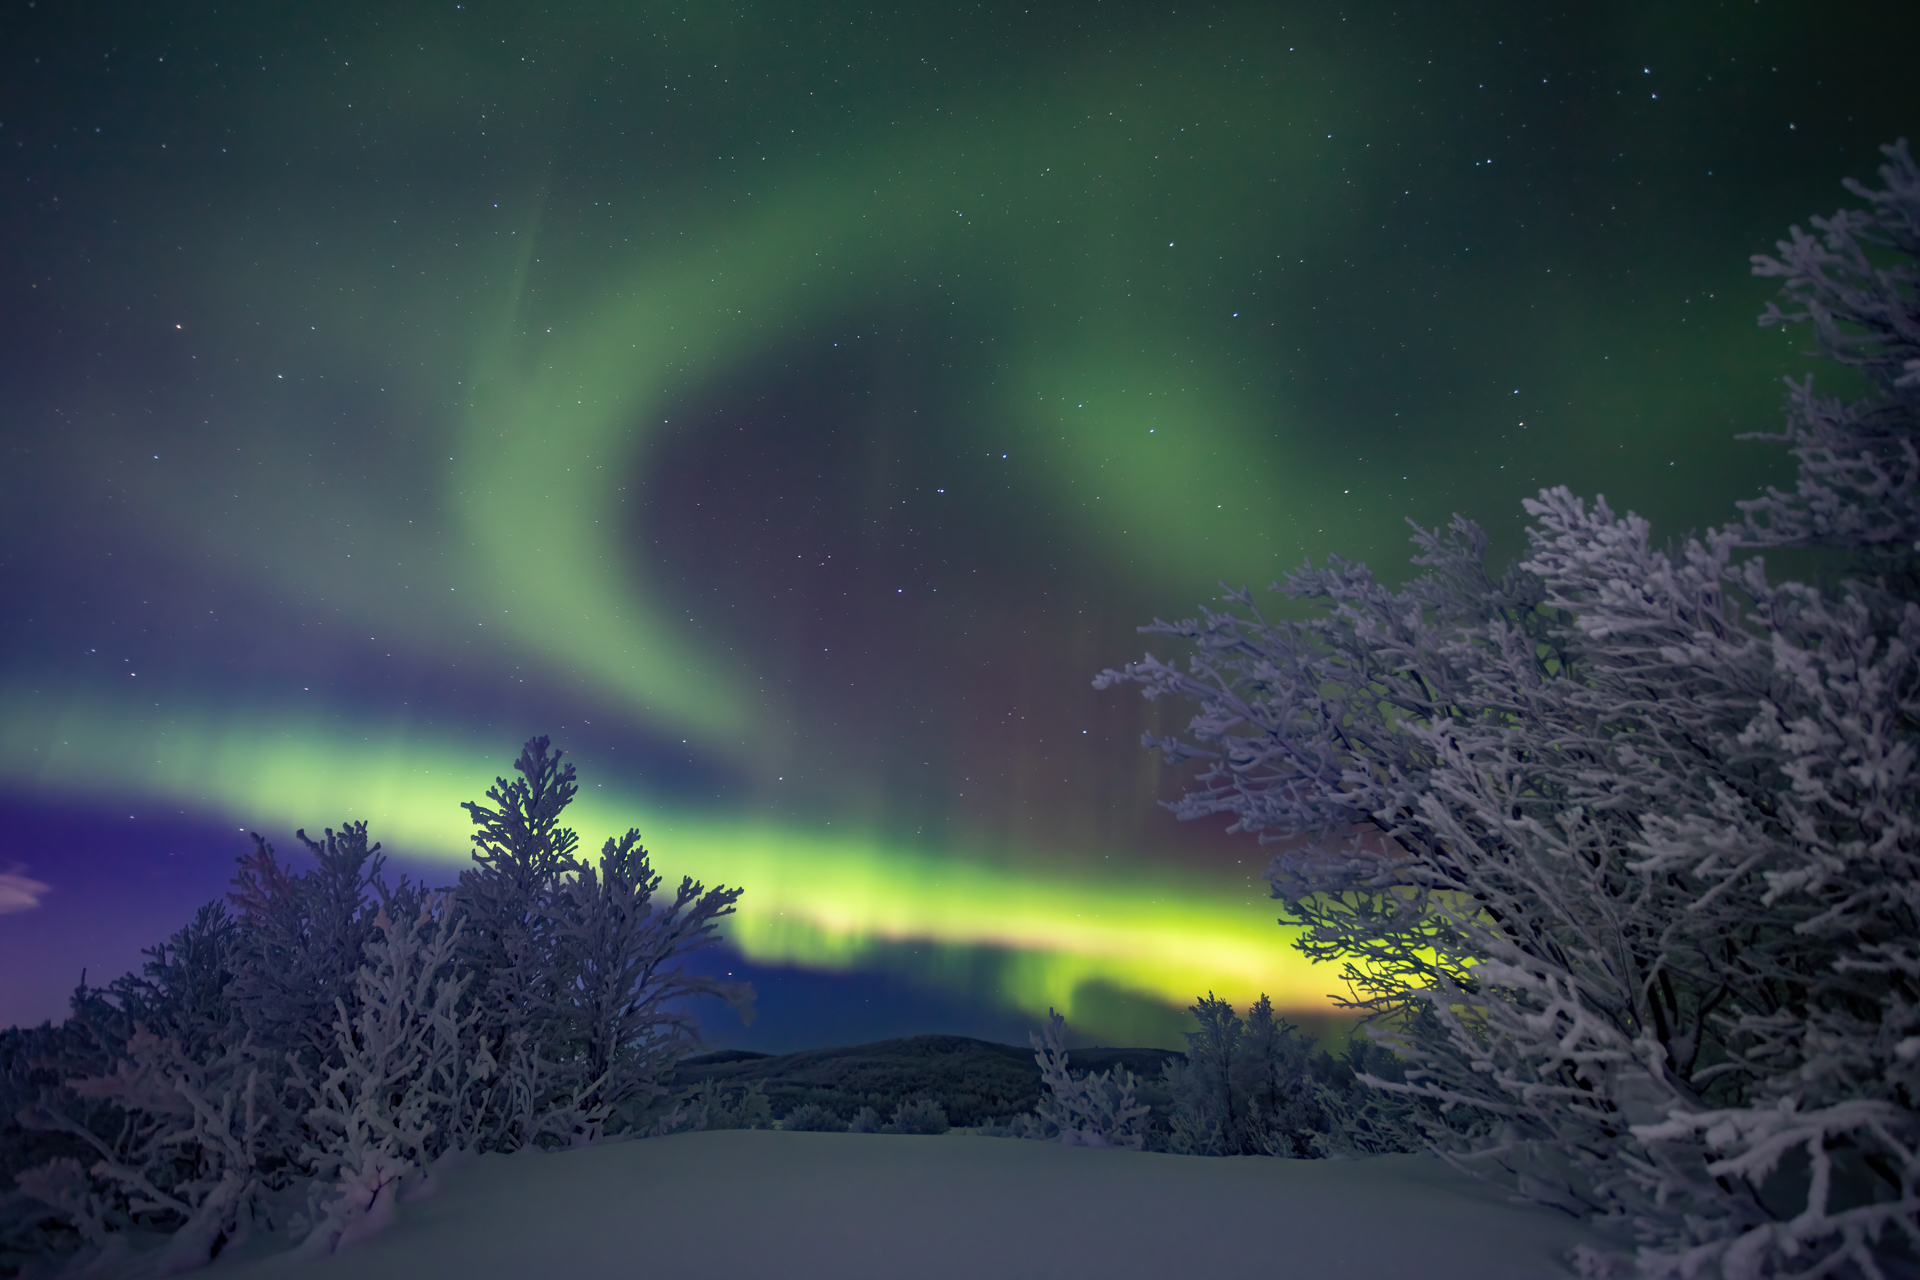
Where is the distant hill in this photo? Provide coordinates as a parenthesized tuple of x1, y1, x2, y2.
(668, 1034, 1186, 1129)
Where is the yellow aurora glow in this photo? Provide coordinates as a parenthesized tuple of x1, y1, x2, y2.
(0, 686, 1332, 1045)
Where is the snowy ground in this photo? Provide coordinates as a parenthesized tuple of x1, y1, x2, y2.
(196, 1129, 1615, 1279)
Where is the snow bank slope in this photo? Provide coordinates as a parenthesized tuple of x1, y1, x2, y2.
(219, 1130, 1612, 1279)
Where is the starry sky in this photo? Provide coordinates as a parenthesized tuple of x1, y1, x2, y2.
(2, 0, 1914, 1053)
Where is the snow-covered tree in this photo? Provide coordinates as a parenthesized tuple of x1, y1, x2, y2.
(1742, 139, 1920, 584)
(226, 824, 388, 1073)
(542, 828, 754, 1143)
(1023, 1010, 1152, 1149)
(1159, 993, 1338, 1158)
(1047, 991, 1428, 1159)
(9, 735, 752, 1271)
(452, 737, 753, 1148)
(452, 736, 585, 1147)
(1095, 141, 1920, 1276)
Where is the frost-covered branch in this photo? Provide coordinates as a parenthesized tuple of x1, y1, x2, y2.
(1096, 142, 1920, 1275)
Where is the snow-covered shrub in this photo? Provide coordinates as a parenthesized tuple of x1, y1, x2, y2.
(9, 739, 418, 1273)
(846, 1105, 884, 1134)
(714, 1081, 774, 1130)
(777, 1103, 846, 1132)
(287, 889, 496, 1258)
(1094, 141, 1920, 1276)
(655, 1080, 774, 1133)
(8, 905, 283, 1273)
(1023, 1010, 1151, 1150)
(884, 1098, 951, 1135)
(23, 1027, 274, 1272)
(965, 1117, 1031, 1138)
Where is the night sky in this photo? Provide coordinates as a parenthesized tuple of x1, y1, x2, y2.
(2, 1, 1914, 1052)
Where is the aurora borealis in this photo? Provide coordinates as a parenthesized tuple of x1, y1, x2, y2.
(3, 1, 1914, 1051)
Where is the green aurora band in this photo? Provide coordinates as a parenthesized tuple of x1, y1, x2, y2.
(455, 46, 1374, 741)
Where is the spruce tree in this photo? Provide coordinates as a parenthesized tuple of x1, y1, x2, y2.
(449, 736, 584, 1145)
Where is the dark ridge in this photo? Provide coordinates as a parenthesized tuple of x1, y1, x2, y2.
(669, 1033, 1185, 1129)
(680, 1048, 775, 1066)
